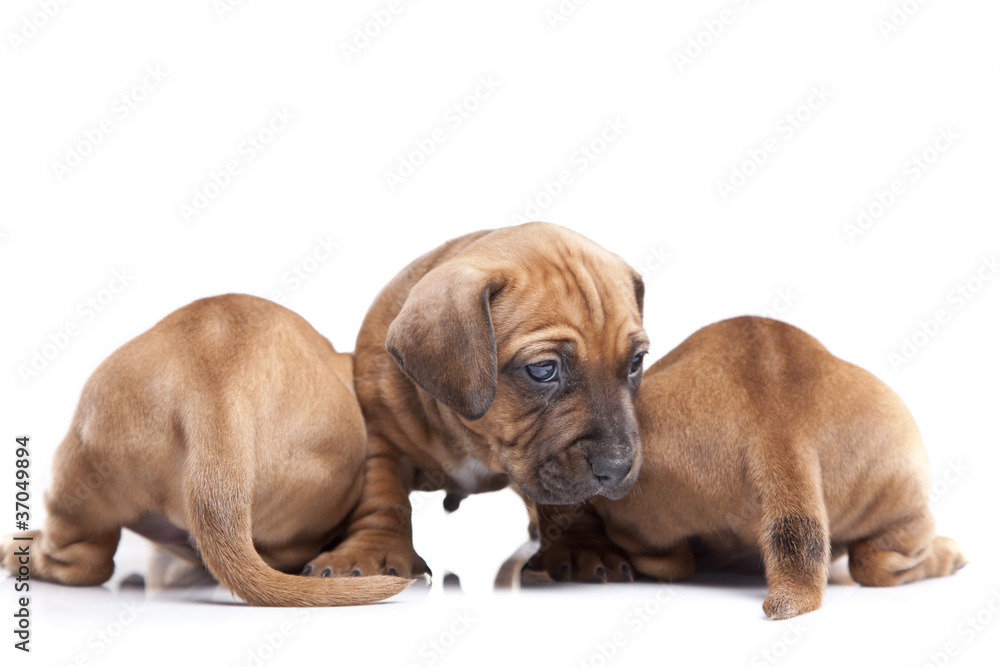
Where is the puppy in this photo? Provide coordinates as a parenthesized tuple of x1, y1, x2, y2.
(302, 222, 648, 578)
(1, 294, 408, 606)
(527, 316, 966, 618)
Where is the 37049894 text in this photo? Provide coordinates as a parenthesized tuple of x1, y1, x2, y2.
(12, 435, 32, 653)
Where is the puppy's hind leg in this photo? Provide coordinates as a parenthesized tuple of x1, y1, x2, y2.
(748, 439, 830, 620)
(628, 541, 696, 582)
(2, 430, 124, 586)
(848, 510, 966, 587)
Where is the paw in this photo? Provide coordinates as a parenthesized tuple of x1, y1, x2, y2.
(1, 531, 40, 576)
(301, 533, 430, 579)
(934, 536, 968, 575)
(524, 536, 634, 583)
(762, 586, 822, 620)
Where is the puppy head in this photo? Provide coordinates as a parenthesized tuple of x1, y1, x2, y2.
(386, 222, 646, 504)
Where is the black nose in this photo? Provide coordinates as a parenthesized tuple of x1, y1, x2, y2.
(589, 455, 632, 487)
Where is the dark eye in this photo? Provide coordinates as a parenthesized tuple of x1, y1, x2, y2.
(629, 352, 645, 375)
(526, 360, 559, 383)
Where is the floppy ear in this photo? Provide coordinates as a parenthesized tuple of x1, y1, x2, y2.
(385, 263, 505, 420)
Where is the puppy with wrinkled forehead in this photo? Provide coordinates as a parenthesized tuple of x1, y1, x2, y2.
(527, 316, 966, 619)
(302, 222, 648, 578)
(1, 295, 409, 606)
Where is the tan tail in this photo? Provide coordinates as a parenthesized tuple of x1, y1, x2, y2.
(183, 409, 411, 607)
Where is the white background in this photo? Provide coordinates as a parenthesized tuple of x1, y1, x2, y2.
(2, 1, 999, 665)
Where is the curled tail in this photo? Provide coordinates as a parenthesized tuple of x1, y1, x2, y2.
(183, 409, 411, 607)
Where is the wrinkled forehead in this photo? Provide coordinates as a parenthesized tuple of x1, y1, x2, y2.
(490, 250, 645, 362)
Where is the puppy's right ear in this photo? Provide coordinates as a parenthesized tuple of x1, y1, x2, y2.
(385, 263, 506, 420)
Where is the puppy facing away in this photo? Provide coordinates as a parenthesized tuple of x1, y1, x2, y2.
(302, 222, 648, 578)
(527, 316, 966, 619)
(1, 294, 409, 606)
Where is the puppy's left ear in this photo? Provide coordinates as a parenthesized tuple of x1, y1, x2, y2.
(386, 263, 506, 420)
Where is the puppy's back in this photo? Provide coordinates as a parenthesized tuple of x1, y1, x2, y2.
(636, 316, 930, 542)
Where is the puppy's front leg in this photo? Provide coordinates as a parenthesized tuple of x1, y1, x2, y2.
(523, 502, 634, 583)
(303, 433, 429, 579)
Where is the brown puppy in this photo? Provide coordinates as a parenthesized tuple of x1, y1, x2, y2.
(302, 222, 647, 578)
(1, 294, 408, 606)
(529, 316, 966, 618)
